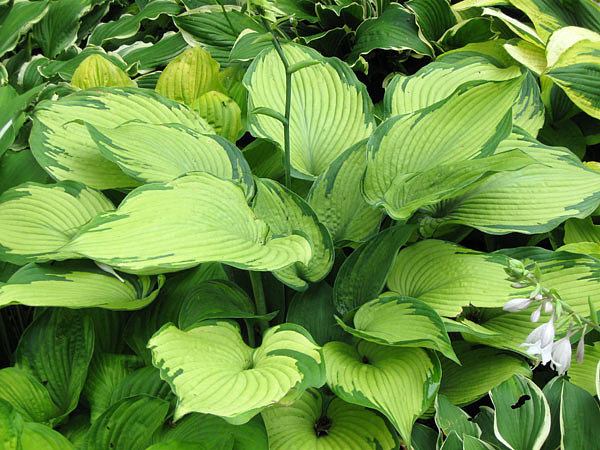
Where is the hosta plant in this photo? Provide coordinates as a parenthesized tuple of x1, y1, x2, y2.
(1, 0, 600, 449)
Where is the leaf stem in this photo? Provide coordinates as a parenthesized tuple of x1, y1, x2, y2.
(249, 271, 268, 334)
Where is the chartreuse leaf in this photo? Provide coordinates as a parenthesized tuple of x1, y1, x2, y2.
(545, 26, 600, 67)
(423, 131, 600, 235)
(439, 343, 531, 406)
(504, 38, 547, 75)
(71, 55, 135, 89)
(15, 309, 94, 420)
(30, 87, 212, 189)
(0, 261, 163, 310)
(0, 399, 22, 450)
(191, 91, 243, 142)
(347, 3, 433, 64)
(262, 388, 398, 450)
(0, 368, 60, 423)
(21, 422, 75, 449)
(156, 47, 222, 106)
(149, 322, 325, 424)
(244, 43, 374, 178)
(568, 342, 600, 395)
(334, 225, 415, 316)
(85, 121, 252, 193)
(364, 78, 521, 215)
(38, 46, 129, 81)
(564, 217, 600, 244)
(435, 394, 481, 439)
(65, 173, 312, 275)
(490, 376, 550, 450)
(82, 395, 170, 450)
(0, 181, 113, 264)
(545, 36, 600, 119)
(323, 341, 441, 446)
(0, 0, 49, 58)
(336, 294, 458, 362)
(387, 240, 515, 317)
(253, 178, 334, 290)
(307, 141, 382, 245)
(560, 380, 600, 450)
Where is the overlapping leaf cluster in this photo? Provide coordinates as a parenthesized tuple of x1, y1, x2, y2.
(0, 0, 599, 449)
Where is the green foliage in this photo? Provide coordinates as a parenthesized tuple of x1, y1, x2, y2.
(0, 0, 599, 448)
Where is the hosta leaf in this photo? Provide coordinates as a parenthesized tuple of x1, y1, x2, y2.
(38, 46, 129, 81)
(323, 341, 441, 446)
(65, 173, 312, 275)
(191, 91, 243, 142)
(107, 366, 171, 409)
(0, 0, 49, 58)
(412, 423, 438, 450)
(0, 261, 163, 310)
(0, 150, 50, 195)
(0, 399, 22, 450)
(253, 178, 334, 290)
(1, 84, 45, 157)
(337, 295, 458, 362)
(462, 435, 497, 450)
(364, 78, 521, 214)
(244, 43, 374, 178)
(71, 55, 135, 89)
(439, 343, 531, 406)
(86, 121, 252, 192)
(423, 131, 600, 234)
(0, 368, 59, 424)
(491, 375, 550, 450)
(560, 380, 600, 450)
(30, 87, 212, 189)
(564, 217, 600, 244)
(82, 395, 170, 450)
(20, 422, 75, 449)
(307, 140, 382, 245)
(347, 3, 432, 64)
(387, 240, 515, 317)
(513, 70, 545, 136)
(567, 343, 600, 396)
(0, 181, 113, 264)
(87, 0, 182, 46)
(148, 322, 324, 423)
(406, 0, 457, 42)
(333, 225, 415, 316)
(504, 38, 547, 75)
(545, 26, 600, 67)
(545, 37, 600, 119)
(15, 309, 94, 418)
(482, 7, 544, 46)
(262, 389, 398, 450)
(435, 394, 481, 439)
(117, 32, 188, 73)
(541, 377, 563, 450)
(155, 47, 222, 106)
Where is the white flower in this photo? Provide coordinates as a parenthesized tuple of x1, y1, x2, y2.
(521, 319, 555, 364)
(503, 297, 532, 312)
(530, 306, 541, 323)
(550, 337, 573, 375)
(543, 301, 554, 314)
(576, 337, 586, 363)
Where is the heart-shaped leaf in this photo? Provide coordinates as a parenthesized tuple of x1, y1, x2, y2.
(71, 55, 135, 89)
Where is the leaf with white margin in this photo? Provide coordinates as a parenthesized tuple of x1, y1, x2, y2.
(545, 27, 600, 67)
(323, 341, 441, 447)
(244, 43, 375, 178)
(253, 178, 334, 290)
(0, 181, 113, 264)
(148, 321, 325, 424)
(568, 342, 600, 396)
(364, 77, 522, 214)
(30, 87, 212, 189)
(491, 375, 550, 450)
(336, 294, 458, 363)
(387, 240, 516, 317)
(560, 381, 600, 450)
(435, 394, 481, 439)
(262, 388, 399, 450)
(421, 130, 600, 234)
(86, 121, 253, 195)
(0, 0, 49, 58)
(307, 140, 382, 245)
(65, 173, 312, 275)
(0, 261, 163, 310)
(482, 8, 544, 46)
(71, 54, 135, 89)
(117, 32, 188, 74)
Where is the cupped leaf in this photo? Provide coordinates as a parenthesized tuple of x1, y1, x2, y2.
(82, 395, 170, 450)
(15, 309, 94, 419)
(71, 54, 135, 89)
(0, 0, 49, 58)
(149, 322, 325, 424)
(244, 43, 374, 178)
(307, 140, 382, 245)
(568, 342, 600, 396)
(86, 121, 253, 193)
(323, 341, 441, 446)
(191, 90, 243, 142)
(337, 294, 458, 362)
(30, 87, 212, 189)
(0, 368, 59, 424)
(334, 225, 415, 316)
(65, 173, 312, 275)
(364, 77, 521, 214)
(262, 388, 398, 450)
(490, 375, 550, 450)
(0, 261, 163, 310)
(253, 178, 334, 290)
(0, 181, 113, 264)
(155, 46, 222, 106)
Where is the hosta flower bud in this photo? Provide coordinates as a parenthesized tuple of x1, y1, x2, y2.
(530, 306, 542, 323)
(576, 336, 586, 363)
(503, 297, 532, 312)
(551, 337, 573, 375)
